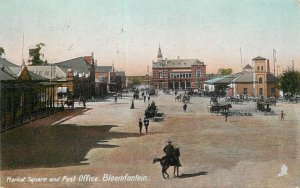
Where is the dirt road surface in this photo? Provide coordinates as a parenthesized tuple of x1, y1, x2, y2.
(1, 92, 299, 188)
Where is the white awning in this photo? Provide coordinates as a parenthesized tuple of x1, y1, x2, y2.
(57, 87, 67, 93)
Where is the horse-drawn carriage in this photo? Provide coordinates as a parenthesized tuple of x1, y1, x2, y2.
(256, 100, 271, 112)
(182, 95, 190, 103)
(145, 101, 157, 118)
(209, 102, 232, 114)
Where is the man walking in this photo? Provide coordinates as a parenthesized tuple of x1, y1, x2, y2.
(144, 117, 149, 133)
(183, 103, 187, 112)
(281, 110, 285, 120)
(139, 118, 143, 134)
(224, 112, 228, 122)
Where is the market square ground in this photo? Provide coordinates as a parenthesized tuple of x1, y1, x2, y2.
(1, 92, 299, 188)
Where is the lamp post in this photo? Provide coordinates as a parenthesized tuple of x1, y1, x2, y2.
(273, 49, 276, 97)
(147, 65, 150, 93)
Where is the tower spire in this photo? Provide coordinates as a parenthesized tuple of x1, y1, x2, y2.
(157, 43, 163, 61)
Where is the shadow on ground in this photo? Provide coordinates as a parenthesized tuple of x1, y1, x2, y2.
(178, 171, 208, 178)
(0, 124, 140, 170)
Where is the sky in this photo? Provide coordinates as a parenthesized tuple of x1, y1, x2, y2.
(1, 0, 300, 75)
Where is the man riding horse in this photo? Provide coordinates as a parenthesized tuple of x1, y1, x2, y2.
(163, 140, 182, 167)
(153, 140, 182, 178)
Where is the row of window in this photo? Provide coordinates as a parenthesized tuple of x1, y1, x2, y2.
(170, 73, 192, 78)
(257, 66, 263, 71)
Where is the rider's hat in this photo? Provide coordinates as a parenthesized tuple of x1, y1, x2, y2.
(167, 140, 172, 143)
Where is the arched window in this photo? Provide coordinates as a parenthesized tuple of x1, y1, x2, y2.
(259, 78, 263, 84)
(257, 66, 260, 71)
(261, 66, 263, 70)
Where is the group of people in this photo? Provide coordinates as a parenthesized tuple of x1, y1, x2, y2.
(138, 117, 150, 134)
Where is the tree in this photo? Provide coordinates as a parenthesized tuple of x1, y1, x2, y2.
(28, 43, 48, 65)
(0, 47, 5, 57)
(218, 68, 233, 75)
(132, 77, 141, 86)
(279, 70, 300, 95)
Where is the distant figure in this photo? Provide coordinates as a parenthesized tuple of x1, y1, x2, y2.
(144, 117, 149, 133)
(114, 95, 117, 103)
(144, 95, 146, 102)
(82, 97, 86, 108)
(183, 103, 187, 112)
(281, 110, 285, 120)
(148, 96, 150, 102)
(130, 100, 134, 109)
(139, 118, 143, 134)
(225, 112, 228, 122)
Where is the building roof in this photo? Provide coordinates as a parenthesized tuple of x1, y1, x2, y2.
(10, 66, 49, 81)
(0, 58, 18, 80)
(153, 59, 204, 68)
(116, 71, 125, 77)
(26, 65, 66, 81)
(0, 65, 17, 80)
(204, 76, 227, 84)
(204, 73, 242, 84)
(243, 64, 253, 69)
(96, 66, 113, 72)
(53, 57, 91, 74)
(0, 58, 19, 68)
(232, 72, 253, 83)
(252, 56, 266, 60)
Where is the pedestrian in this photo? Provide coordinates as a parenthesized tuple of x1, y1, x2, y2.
(148, 96, 150, 102)
(144, 95, 146, 102)
(225, 112, 228, 122)
(82, 97, 86, 108)
(130, 100, 135, 109)
(139, 118, 143, 134)
(281, 110, 285, 120)
(144, 117, 149, 133)
(114, 95, 117, 103)
(183, 103, 187, 112)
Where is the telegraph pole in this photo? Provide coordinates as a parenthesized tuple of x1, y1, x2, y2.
(273, 49, 276, 97)
(147, 65, 150, 93)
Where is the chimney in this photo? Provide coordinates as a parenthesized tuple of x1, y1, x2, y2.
(267, 59, 270, 73)
(67, 68, 74, 81)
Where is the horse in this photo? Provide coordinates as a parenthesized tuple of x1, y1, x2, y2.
(153, 148, 180, 179)
(64, 100, 74, 109)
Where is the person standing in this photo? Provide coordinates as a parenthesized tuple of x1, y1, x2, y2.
(183, 103, 187, 112)
(139, 118, 143, 134)
(281, 110, 285, 120)
(144, 95, 146, 102)
(148, 95, 150, 102)
(224, 112, 228, 122)
(144, 117, 149, 133)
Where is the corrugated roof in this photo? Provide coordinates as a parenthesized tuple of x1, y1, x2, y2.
(0, 65, 17, 80)
(0, 58, 19, 68)
(27, 66, 66, 81)
(10, 66, 49, 81)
